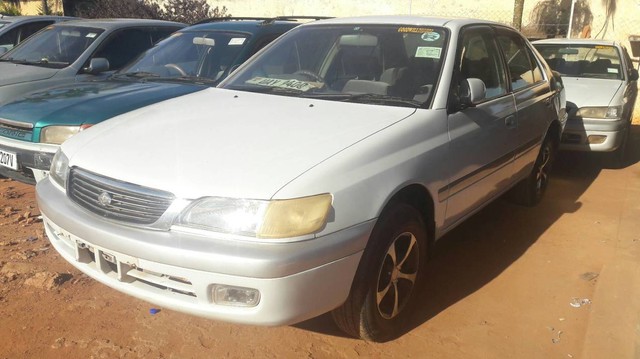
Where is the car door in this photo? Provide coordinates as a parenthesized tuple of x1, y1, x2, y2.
(444, 25, 517, 227)
(495, 28, 555, 177)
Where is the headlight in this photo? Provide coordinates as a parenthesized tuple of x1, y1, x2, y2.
(40, 124, 92, 144)
(576, 106, 621, 119)
(176, 194, 332, 239)
(50, 150, 69, 189)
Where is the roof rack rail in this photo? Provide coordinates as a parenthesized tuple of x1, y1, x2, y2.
(193, 16, 331, 26)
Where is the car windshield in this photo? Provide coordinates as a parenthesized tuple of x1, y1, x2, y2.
(535, 44, 622, 80)
(118, 30, 251, 84)
(0, 24, 103, 68)
(221, 24, 448, 108)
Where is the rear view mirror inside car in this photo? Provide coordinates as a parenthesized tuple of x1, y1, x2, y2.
(558, 47, 579, 55)
(193, 37, 215, 46)
(339, 34, 378, 47)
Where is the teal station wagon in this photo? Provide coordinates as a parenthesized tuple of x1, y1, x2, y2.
(0, 17, 311, 183)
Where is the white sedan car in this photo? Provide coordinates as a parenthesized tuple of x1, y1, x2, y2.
(37, 16, 565, 341)
(533, 39, 638, 162)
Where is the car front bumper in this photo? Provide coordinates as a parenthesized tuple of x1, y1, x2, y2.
(559, 117, 628, 152)
(37, 178, 370, 326)
(0, 136, 57, 183)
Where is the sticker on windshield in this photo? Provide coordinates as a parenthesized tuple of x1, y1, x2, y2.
(608, 67, 619, 74)
(421, 32, 441, 42)
(415, 46, 441, 59)
(86, 33, 97, 38)
(246, 77, 320, 92)
(398, 27, 433, 34)
(229, 38, 246, 46)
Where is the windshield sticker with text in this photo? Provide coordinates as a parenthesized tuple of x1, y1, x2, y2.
(415, 46, 442, 59)
(246, 77, 320, 92)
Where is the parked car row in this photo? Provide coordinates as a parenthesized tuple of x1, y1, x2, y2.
(0, 17, 306, 183)
(0, 14, 633, 341)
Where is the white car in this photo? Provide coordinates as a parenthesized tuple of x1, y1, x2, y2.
(37, 16, 565, 341)
(533, 39, 638, 162)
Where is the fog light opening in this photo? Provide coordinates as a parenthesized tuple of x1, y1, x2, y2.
(212, 285, 260, 307)
(588, 135, 607, 144)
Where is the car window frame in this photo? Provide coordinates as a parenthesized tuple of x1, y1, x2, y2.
(494, 27, 547, 93)
(447, 24, 510, 112)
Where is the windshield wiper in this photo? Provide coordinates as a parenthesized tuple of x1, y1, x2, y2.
(340, 93, 422, 108)
(148, 75, 218, 85)
(115, 71, 161, 79)
(1, 58, 69, 67)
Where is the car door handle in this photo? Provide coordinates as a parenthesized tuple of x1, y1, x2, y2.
(505, 115, 517, 129)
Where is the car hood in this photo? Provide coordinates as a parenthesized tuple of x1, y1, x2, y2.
(0, 79, 207, 127)
(562, 77, 622, 108)
(0, 62, 59, 86)
(64, 88, 417, 199)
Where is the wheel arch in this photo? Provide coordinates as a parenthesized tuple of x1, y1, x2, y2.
(380, 183, 436, 247)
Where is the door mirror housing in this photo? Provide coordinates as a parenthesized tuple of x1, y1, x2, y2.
(0, 46, 8, 56)
(83, 58, 110, 74)
(630, 68, 639, 81)
(460, 78, 487, 107)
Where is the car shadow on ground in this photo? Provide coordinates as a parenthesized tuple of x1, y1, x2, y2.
(295, 125, 640, 340)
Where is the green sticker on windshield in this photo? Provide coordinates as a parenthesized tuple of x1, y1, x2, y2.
(415, 46, 441, 59)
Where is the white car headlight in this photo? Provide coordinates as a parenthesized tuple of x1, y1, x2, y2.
(40, 125, 92, 144)
(50, 149, 69, 189)
(576, 106, 621, 119)
(176, 194, 332, 239)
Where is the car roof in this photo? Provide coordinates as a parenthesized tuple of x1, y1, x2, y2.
(0, 15, 76, 24)
(304, 15, 508, 31)
(52, 18, 185, 30)
(186, 17, 324, 34)
(532, 38, 620, 47)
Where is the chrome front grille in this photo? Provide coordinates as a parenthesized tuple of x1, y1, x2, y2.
(68, 168, 174, 225)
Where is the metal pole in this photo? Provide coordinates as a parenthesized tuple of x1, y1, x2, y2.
(567, 0, 576, 38)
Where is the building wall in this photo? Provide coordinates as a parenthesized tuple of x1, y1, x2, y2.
(16, 0, 63, 15)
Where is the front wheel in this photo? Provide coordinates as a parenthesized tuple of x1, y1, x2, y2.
(331, 203, 428, 342)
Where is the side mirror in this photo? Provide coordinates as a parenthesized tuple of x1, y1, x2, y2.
(460, 78, 486, 107)
(83, 58, 110, 74)
(630, 68, 639, 81)
(0, 47, 8, 56)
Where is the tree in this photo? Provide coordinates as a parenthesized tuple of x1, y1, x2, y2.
(61, 0, 230, 23)
(529, 0, 592, 38)
(0, 1, 21, 15)
(513, 0, 525, 30)
(65, 0, 163, 19)
(161, 0, 229, 24)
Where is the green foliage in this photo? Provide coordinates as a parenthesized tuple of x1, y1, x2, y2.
(62, 0, 231, 23)
(0, 1, 22, 15)
(162, 0, 229, 24)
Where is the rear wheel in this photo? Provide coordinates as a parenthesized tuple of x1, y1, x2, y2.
(508, 134, 555, 206)
(332, 203, 427, 342)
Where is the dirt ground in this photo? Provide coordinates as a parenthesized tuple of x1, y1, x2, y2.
(1, 126, 640, 359)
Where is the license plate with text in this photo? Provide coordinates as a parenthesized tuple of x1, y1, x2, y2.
(0, 148, 18, 170)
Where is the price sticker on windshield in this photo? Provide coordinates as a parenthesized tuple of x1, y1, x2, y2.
(415, 46, 441, 59)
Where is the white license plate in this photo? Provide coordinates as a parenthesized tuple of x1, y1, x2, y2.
(0, 148, 18, 170)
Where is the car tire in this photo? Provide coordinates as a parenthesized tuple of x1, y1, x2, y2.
(508, 134, 555, 207)
(331, 203, 427, 342)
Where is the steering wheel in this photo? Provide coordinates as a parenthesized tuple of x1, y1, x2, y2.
(293, 70, 324, 82)
(164, 63, 187, 76)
